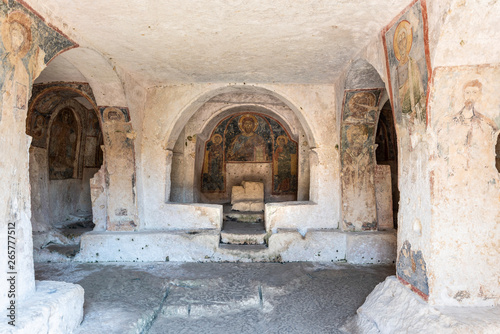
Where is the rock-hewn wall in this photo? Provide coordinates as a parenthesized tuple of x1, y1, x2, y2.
(140, 84, 340, 230)
(0, 0, 76, 311)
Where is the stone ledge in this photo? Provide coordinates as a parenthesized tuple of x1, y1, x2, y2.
(345, 276, 500, 334)
(76, 230, 220, 262)
(346, 230, 397, 264)
(0, 281, 83, 334)
(73, 229, 396, 264)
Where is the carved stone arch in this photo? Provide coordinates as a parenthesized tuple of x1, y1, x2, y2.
(169, 88, 311, 204)
(164, 85, 317, 152)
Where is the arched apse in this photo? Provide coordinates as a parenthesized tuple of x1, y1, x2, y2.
(164, 85, 317, 152)
(168, 89, 312, 204)
(340, 58, 397, 231)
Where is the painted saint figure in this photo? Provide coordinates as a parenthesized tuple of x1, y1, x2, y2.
(202, 133, 224, 191)
(49, 108, 78, 179)
(227, 114, 267, 162)
(394, 20, 426, 126)
(342, 125, 371, 197)
(273, 135, 297, 193)
(437, 80, 499, 172)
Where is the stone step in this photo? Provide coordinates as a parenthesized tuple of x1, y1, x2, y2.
(223, 211, 264, 223)
(218, 244, 268, 252)
(221, 221, 267, 245)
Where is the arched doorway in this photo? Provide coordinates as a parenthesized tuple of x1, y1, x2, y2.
(26, 84, 103, 259)
(375, 100, 399, 229)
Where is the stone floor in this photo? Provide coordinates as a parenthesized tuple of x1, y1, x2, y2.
(35, 262, 395, 334)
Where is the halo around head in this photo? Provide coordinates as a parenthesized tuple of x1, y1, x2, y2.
(238, 114, 259, 132)
(276, 135, 288, 145)
(211, 133, 222, 144)
(1, 11, 32, 59)
(393, 20, 412, 62)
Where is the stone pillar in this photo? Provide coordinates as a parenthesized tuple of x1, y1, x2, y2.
(425, 66, 500, 306)
(0, 4, 83, 331)
(100, 106, 139, 231)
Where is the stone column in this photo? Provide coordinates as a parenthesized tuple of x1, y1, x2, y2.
(100, 106, 139, 231)
(0, 4, 82, 330)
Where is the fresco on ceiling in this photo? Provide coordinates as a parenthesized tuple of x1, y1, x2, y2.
(49, 108, 78, 180)
(382, 0, 430, 134)
(202, 113, 297, 195)
(340, 89, 381, 231)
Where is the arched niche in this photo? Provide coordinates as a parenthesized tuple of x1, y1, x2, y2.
(340, 58, 397, 231)
(26, 83, 104, 231)
(169, 92, 311, 204)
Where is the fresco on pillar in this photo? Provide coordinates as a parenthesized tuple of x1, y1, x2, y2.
(48, 108, 78, 180)
(201, 113, 298, 196)
(340, 89, 381, 231)
(397, 240, 429, 299)
(382, 0, 431, 136)
(0, 3, 76, 125)
(84, 110, 103, 168)
(428, 65, 500, 303)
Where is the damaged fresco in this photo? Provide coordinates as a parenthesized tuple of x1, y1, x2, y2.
(0, 2, 76, 124)
(429, 65, 500, 304)
(382, 0, 430, 135)
(340, 89, 382, 231)
(202, 113, 297, 195)
(48, 107, 78, 180)
(397, 240, 429, 299)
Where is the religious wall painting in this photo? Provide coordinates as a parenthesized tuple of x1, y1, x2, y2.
(382, 0, 430, 133)
(48, 107, 79, 180)
(273, 134, 297, 194)
(397, 240, 429, 299)
(0, 3, 76, 125)
(83, 110, 103, 167)
(342, 89, 382, 124)
(14, 81, 26, 109)
(201, 112, 298, 195)
(101, 106, 127, 123)
(225, 114, 272, 162)
(430, 65, 500, 180)
(341, 123, 375, 197)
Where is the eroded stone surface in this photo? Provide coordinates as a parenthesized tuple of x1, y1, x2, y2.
(34, 262, 395, 334)
(345, 276, 500, 334)
(374, 165, 393, 230)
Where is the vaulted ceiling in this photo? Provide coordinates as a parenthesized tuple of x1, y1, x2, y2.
(28, 0, 411, 86)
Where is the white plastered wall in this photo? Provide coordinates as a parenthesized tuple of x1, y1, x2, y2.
(139, 84, 340, 231)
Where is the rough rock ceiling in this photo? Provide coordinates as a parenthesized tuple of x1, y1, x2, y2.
(28, 0, 411, 86)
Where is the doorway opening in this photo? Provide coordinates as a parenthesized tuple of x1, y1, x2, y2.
(375, 100, 399, 228)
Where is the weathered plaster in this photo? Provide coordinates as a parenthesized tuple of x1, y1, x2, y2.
(140, 83, 339, 231)
(0, 0, 76, 313)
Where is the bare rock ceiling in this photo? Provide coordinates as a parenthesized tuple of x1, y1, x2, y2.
(27, 0, 411, 86)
